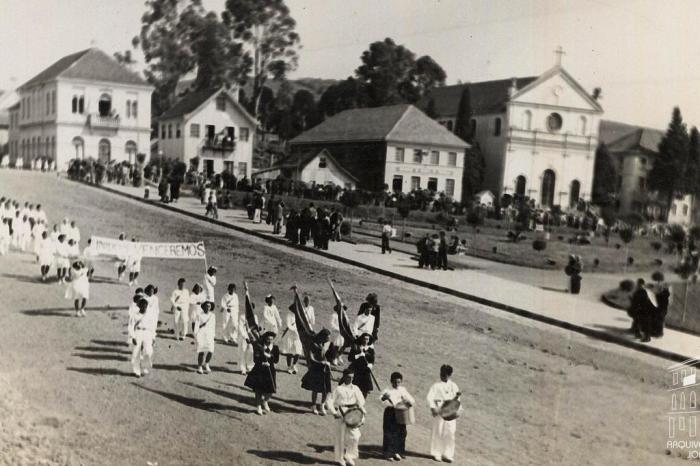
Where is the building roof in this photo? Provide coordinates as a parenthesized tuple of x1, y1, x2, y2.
(418, 77, 538, 118)
(259, 148, 359, 183)
(291, 104, 469, 149)
(158, 88, 256, 124)
(599, 119, 663, 154)
(21, 48, 149, 89)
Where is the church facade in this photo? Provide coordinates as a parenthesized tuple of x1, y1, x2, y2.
(422, 64, 603, 209)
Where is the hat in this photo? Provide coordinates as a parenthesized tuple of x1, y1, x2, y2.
(208, 266, 217, 273)
(261, 331, 277, 339)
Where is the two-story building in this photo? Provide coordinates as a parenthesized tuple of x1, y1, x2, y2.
(158, 87, 255, 180)
(421, 64, 603, 209)
(8, 48, 153, 171)
(286, 104, 469, 199)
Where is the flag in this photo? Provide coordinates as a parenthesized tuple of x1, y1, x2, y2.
(328, 278, 355, 346)
(290, 286, 315, 362)
(243, 281, 260, 344)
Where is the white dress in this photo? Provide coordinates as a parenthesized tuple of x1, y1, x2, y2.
(65, 267, 89, 300)
(189, 291, 204, 323)
(262, 304, 282, 335)
(204, 273, 216, 302)
(195, 312, 216, 353)
(281, 311, 303, 356)
(37, 238, 55, 267)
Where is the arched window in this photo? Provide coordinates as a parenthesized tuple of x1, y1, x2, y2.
(541, 169, 556, 207)
(78, 96, 85, 114)
(125, 141, 137, 164)
(681, 392, 687, 410)
(522, 110, 532, 130)
(98, 93, 112, 117)
(691, 392, 697, 409)
(494, 118, 502, 136)
(72, 136, 84, 159)
(126, 100, 131, 118)
(579, 116, 587, 135)
(569, 180, 581, 208)
(71, 96, 78, 114)
(515, 175, 526, 197)
(98, 138, 111, 164)
(672, 394, 678, 410)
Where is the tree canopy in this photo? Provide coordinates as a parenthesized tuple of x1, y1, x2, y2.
(591, 143, 617, 205)
(648, 107, 690, 212)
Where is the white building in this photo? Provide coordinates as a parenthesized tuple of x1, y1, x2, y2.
(253, 148, 359, 189)
(158, 88, 255, 180)
(422, 62, 603, 209)
(288, 104, 469, 199)
(8, 48, 153, 171)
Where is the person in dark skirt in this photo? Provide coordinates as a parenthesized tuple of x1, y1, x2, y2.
(651, 272, 671, 337)
(380, 372, 415, 461)
(301, 328, 335, 415)
(357, 293, 380, 341)
(244, 331, 280, 415)
(348, 333, 375, 398)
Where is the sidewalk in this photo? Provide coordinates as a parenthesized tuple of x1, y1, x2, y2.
(96, 181, 699, 362)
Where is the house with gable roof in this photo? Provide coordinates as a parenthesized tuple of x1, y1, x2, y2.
(158, 88, 255, 180)
(8, 48, 153, 171)
(285, 104, 469, 200)
(421, 63, 603, 209)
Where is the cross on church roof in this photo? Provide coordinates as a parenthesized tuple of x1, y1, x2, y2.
(555, 46, 565, 66)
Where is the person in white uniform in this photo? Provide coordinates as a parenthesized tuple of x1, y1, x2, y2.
(54, 234, 70, 283)
(68, 220, 80, 244)
(220, 283, 239, 344)
(115, 233, 128, 282)
(59, 218, 71, 236)
(37, 231, 55, 281)
(353, 307, 375, 340)
(426, 364, 463, 463)
(329, 367, 366, 466)
(65, 261, 89, 317)
(31, 219, 46, 262)
(81, 238, 96, 280)
(129, 298, 151, 377)
(302, 295, 316, 327)
(66, 239, 80, 278)
(189, 283, 204, 336)
(281, 305, 303, 374)
(34, 204, 47, 225)
(127, 238, 142, 286)
(0, 218, 11, 255)
(195, 301, 216, 374)
(136, 284, 160, 376)
(170, 278, 189, 340)
(127, 288, 145, 346)
(262, 294, 282, 336)
(203, 266, 217, 302)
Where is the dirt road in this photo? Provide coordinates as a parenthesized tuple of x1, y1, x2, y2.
(0, 171, 679, 465)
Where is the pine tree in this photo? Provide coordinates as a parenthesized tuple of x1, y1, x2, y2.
(591, 143, 617, 205)
(648, 107, 689, 218)
(687, 127, 700, 195)
(461, 143, 485, 202)
(453, 87, 472, 142)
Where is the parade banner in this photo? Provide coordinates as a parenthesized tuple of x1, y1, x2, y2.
(91, 236, 206, 260)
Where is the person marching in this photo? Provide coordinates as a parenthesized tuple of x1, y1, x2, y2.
(127, 238, 142, 287)
(380, 372, 415, 461)
(195, 301, 217, 374)
(426, 364, 463, 463)
(282, 302, 303, 374)
(238, 308, 255, 375)
(189, 283, 204, 337)
(348, 333, 376, 398)
(37, 231, 54, 281)
(0, 218, 10, 256)
(115, 232, 128, 282)
(301, 328, 334, 415)
(329, 367, 366, 466)
(220, 283, 239, 344)
(356, 293, 380, 341)
(262, 294, 282, 336)
(244, 331, 280, 415)
(127, 288, 145, 346)
(54, 234, 70, 284)
(353, 306, 375, 342)
(65, 261, 89, 317)
(170, 278, 189, 340)
(302, 295, 316, 327)
(81, 238, 96, 280)
(204, 266, 217, 302)
(129, 298, 151, 377)
(31, 216, 46, 262)
(66, 239, 80, 277)
(68, 220, 81, 245)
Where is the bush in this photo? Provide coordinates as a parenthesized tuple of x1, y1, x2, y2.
(532, 239, 547, 252)
(558, 235, 564, 241)
(339, 220, 352, 236)
(619, 227, 634, 244)
(492, 246, 497, 253)
(593, 258, 600, 267)
(615, 244, 621, 249)
(619, 279, 634, 292)
(627, 257, 634, 265)
(651, 271, 665, 282)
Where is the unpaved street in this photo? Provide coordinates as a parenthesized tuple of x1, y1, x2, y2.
(0, 171, 679, 465)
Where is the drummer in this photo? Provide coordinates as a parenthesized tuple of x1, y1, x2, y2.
(426, 364, 463, 463)
(380, 372, 415, 461)
(329, 367, 366, 466)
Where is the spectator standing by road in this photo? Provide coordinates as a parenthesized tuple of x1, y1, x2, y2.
(381, 221, 393, 254)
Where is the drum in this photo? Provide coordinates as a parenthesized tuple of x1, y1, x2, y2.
(439, 399, 461, 421)
(341, 406, 365, 428)
(394, 401, 415, 425)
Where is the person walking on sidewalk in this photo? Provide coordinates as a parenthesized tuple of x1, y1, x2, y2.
(437, 231, 448, 270)
(381, 221, 393, 254)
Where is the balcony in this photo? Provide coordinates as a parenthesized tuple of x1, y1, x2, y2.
(508, 128, 597, 151)
(203, 136, 236, 152)
(88, 113, 120, 130)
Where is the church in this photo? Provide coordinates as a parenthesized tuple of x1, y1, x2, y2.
(421, 52, 603, 209)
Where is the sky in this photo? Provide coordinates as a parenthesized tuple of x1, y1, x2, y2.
(1, 0, 699, 129)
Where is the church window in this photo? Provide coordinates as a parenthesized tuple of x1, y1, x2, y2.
(126, 100, 131, 118)
(523, 111, 532, 130)
(494, 118, 502, 136)
(71, 96, 78, 114)
(541, 169, 556, 207)
(319, 156, 327, 168)
(570, 180, 581, 208)
(579, 116, 587, 135)
(78, 96, 85, 114)
(216, 94, 227, 111)
(547, 113, 563, 132)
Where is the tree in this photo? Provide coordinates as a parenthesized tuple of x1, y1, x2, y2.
(453, 87, 472, 142)
(648, 107, 690, 217)
(461, 144, 485, 202)
(291, 90, 320, 133)
(355, 38, 446, 106)
(223, 0, 301, 118)
(687, 126, 700, 195)
(591, 143, 617, 205)
(318, 77, 368, 117)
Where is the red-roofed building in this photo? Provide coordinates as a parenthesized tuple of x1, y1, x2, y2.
(420, 65, 603, 209)
(9, 48, 153, 170)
